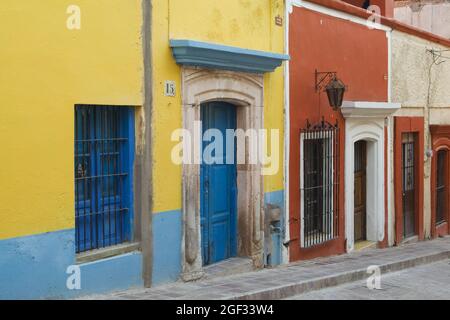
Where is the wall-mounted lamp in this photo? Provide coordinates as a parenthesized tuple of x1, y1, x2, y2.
(315, 70, 347, 110)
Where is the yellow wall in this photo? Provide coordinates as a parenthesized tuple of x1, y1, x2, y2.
(152, 0, 285, 213)
(0, 0, 143, 240)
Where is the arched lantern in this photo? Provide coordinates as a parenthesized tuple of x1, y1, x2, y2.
(325, 76, 346, 110)
(315, 70, 347, 110)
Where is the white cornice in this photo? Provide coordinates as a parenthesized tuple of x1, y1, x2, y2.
(341, 101, 401, 118)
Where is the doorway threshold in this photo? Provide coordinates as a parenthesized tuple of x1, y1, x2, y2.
(402, 235, 419, 245)
(354, 240, 376, 251)
(203, 257, 254, 279)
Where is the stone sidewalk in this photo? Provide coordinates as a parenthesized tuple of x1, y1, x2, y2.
(84, 237, 450, 300)
(288, 259, 450, 300)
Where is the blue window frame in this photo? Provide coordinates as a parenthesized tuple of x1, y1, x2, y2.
(75, 105, 135, 253)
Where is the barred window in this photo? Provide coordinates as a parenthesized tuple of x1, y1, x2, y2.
(300, 120, 340, 248)
(75, 105, 135, 253)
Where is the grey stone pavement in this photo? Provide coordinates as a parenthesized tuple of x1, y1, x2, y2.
(84, 237, 450, 300)
(288, 259, 450, 300)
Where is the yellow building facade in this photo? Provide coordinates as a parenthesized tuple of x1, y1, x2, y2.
(0, 0, 287, 298)
(151, 0, 288, 283)
(0, 0, 145, 298)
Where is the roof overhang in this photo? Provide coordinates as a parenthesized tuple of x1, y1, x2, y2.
(341, 101, 401, 119)
(170, 39, 290, 74)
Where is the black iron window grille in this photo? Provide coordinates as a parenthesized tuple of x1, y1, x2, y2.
(436, 150, 447, 225)
(300, 119, 340, 248)
(75, 105, 134, 253)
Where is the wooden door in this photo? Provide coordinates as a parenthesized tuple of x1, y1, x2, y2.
(200, 102, 237, 265)
(402, 133, 416, 238)
(354, 141, 367, 241)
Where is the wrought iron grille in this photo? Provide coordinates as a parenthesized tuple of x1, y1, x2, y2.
(300, 119, 340, 248)
(436, 150, 447, 225)
(75, 106, 132, 253)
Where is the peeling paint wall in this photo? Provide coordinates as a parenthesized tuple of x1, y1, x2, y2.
(391, 30, 450, 239)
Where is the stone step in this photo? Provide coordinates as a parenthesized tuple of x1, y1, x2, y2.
(203, 257, 254, 279)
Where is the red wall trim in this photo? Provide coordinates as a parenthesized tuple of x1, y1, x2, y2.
(430, 125, 450, 237)
(303, 0, 450, 49)
(394, 117, 425, 244)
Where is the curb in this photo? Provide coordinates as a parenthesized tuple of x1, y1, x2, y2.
(228, 250, 450, 300)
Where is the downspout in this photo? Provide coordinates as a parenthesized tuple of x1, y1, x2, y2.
(282, 0, 292, 264)
(140, 0, 153, 288)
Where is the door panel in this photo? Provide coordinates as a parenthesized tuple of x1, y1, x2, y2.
(402, 134, 416, 238)
(200, 102, 237, 265)
(354, 141, 366, 241)
(436, 150, 447, 225)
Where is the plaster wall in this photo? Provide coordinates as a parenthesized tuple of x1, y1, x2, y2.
(151, 0, 286, 283)
(395, 2, 450, 39)
(151, 0, 286, 215)
(391, 30, 450, 240)
(0, 0, 145, 298)
(0, 0, 144, 241)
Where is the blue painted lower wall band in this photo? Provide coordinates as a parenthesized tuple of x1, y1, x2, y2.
(0, 229, 142, 299)
(264, 190, 285, 266)
(0, 190, 284, 298)
(151, 190, 285, 286)
(152, 210, 182, 285)
(264, 190, 285, 211)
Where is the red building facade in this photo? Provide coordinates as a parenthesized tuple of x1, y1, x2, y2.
(287, 1, 398, 261)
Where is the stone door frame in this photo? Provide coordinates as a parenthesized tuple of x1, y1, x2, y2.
(180, 68, 265, 281)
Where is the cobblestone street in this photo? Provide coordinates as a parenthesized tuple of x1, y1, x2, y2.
(84, 237, 450, 300)
(288, 259, 450, 300)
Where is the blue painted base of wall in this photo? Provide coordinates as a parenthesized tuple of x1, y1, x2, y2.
(152, 210, 182, 286)
(264, 190, 285, 266)
(0, 229, 142, 299)
(1, 191, 284, 297)
(150, 192, 285, 287)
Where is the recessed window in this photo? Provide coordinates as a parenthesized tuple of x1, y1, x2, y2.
(301, 122, 340, 248)
(75, 105, 134, 253)
(436, 150, 447, 225)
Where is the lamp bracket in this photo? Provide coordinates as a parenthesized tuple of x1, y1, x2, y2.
(315, 70, 337, 92)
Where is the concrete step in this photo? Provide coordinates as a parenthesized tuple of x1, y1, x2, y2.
(354, 240, 377, 251)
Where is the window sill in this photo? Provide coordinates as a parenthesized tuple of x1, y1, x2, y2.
(76, 242, 140, 264)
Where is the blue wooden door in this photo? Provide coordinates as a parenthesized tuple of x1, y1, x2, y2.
(200, 102, 237, 265)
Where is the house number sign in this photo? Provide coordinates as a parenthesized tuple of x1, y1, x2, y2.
(165, 80, 176, 97)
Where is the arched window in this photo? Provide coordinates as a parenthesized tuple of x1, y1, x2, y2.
(436, 150, 448, 225)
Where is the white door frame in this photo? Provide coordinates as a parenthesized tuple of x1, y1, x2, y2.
(341, 101, 400, 252)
